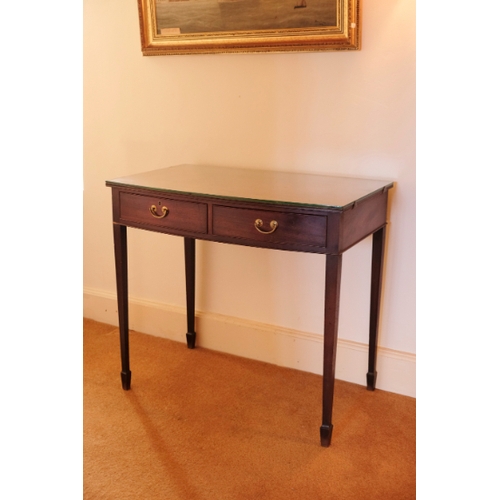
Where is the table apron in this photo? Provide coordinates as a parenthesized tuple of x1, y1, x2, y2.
(111, 187, 390, 255)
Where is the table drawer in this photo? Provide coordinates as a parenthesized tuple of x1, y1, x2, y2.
(118, 192, 208, 233)
(212, 205, 327, 248)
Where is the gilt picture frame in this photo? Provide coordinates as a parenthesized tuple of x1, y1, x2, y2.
(137, 0, 360, 55)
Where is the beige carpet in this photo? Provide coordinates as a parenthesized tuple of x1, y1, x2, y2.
(84, 318, 415, 499)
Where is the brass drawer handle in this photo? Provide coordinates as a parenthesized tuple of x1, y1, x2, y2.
(254, 219, 278, 234)
(150, 205, 169, 219)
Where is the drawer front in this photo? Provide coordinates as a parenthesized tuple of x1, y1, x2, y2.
(212, 205, 327, 248)
(119, 192, 208, 233)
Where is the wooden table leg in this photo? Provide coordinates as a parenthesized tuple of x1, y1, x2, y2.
(184, 237, 196, 349)
(320, 253, 343, 447)
(113, 223, 131, 390)
(367, 225, 387, 391)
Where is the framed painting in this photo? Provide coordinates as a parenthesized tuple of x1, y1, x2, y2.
(137, 0, 360, 55)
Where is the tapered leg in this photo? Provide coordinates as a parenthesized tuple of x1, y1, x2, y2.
(320, 253, 343, 447)
(113, 223, 131, 390)
(367, 225, 387, 391)
(184, 237, 196, 349)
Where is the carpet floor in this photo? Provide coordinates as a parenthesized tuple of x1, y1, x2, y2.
(83, 318, 415, 499)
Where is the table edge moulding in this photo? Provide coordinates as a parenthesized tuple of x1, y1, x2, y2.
(106, 164, 395, 447)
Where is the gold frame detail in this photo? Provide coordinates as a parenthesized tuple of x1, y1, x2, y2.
(137, 0, 360, 55)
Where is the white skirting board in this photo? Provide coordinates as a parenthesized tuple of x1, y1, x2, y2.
(84, 287, 415, 398)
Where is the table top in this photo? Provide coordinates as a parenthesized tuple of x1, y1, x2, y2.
(106, 165, 394, 210)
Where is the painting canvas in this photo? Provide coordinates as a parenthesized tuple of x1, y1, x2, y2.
(155, 0, 337, 34)
(137, 0, 359, 55)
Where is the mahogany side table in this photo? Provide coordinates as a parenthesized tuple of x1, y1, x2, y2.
(106, 164, 394, 447)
